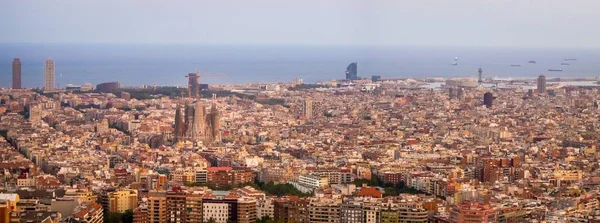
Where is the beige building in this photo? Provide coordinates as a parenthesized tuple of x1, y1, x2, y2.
(237, 197, 257, 223)
(256, 198, 274, 219)
(108, 189, 138, 213)
(147, 191, 167, 223)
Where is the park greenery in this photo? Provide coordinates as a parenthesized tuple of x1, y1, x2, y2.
(184, 179, 312, 197)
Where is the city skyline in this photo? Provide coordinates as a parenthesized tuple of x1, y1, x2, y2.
(3, 1, 600, 222)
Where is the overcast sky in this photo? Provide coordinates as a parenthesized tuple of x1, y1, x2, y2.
(1, 0, 599, 48)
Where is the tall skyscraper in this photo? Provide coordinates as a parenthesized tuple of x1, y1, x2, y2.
(12, 58, 21, 89)
(345, 62, 358, 80)
(45, 59, 55, 90)
(483, 92, 493, 108)
(187, 72, 200, 98)
(537, 74, 546, 94)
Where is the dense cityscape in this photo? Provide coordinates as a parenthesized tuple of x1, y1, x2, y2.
(2, 56, 600, 223)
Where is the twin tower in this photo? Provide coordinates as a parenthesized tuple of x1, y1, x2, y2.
(174, 100, 220, 143)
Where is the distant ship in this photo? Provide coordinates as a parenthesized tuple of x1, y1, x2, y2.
(510, 64, 521, 67)
(561, 63, 570, 65)
(548, 69, 563, 72)
(452, 57, 458, 66)
(565, 58, 577, 61)
(528, 60, 536, 63)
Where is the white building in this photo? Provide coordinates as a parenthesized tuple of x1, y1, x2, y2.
(203, 202, 230, 223)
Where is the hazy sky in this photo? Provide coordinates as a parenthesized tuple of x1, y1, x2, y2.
(1, 0, 599, 48)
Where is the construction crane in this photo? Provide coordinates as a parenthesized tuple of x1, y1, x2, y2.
(185, 71, 229, 98)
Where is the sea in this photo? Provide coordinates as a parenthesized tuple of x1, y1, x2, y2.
(1, 43, 600, 88)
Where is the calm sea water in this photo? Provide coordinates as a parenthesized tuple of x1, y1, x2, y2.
(1, 43, 600, 87)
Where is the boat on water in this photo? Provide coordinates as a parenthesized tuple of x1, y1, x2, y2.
(561, 63, 570, 65)
(528, 60, 536, 63)
(452, 57, 458, 66)
(510, 65, 521, 67)
(548, 69, 563, 72)
(565, 58, 577, 61)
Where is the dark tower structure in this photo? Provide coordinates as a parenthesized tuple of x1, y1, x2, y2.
(210, 97, 221, 142)
(188, 101, 206, 140)
(187, 72, 200, 98)
(537, 74, 546, 94)
(174, 105, 186, 141)
(12, 58, 21, 89)
(483, 92, 494, 108)
(345, 62, 358, 80)
(478, 68, 483, 84)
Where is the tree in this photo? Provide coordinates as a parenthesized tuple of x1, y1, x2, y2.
(256, 216, 275, 223)
(122, 210, 134, 223)
(207, 218, 217, 223)
(106, 212, 124, 223)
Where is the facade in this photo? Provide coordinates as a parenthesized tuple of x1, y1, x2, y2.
(203, 198, 238, 223)
(372, 75, 381, 82)
(203, 202, 229, 223)
(207, 167, 234, 188)
(449, 202, 497, 223)
(71, 202, 104, 223)
(380, 208, 400, 223)
(108, 189, 138, 213)
(147, 191, 167, 223)
(187, 72, 200, 98)
(483, 92, 493, 108)
(12, 58, 21, 89)
(45, 59, 55, 90)
(0, 200, 9, 223)
(273, 197, 309, 223)
(308, 201, 340, 223)
(303, 99, 313, 119)
(205, 167, 254, 188)
(298, 174, 328, 189)
(28, 104, 42, 125)
(237, 197, 257, 223)
(341, 203, 364, 223)
(166, 191, 203, 223)
(346, 62, 358, 80)
(187, 102, 207, 140)
(209, 101, 221, 142)
(174, 101, 220, 143)
(174, 105, 187, 141)
(397, 205, 427, 222)
(132, 206, 147, 223)
(256, 198, 274, 219)
(96, 82, 121, 93)
(121, 92, 131, 100)
(537, 74, 546, 94)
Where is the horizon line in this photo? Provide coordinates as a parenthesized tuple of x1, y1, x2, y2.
(1, 42, 600, 50)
